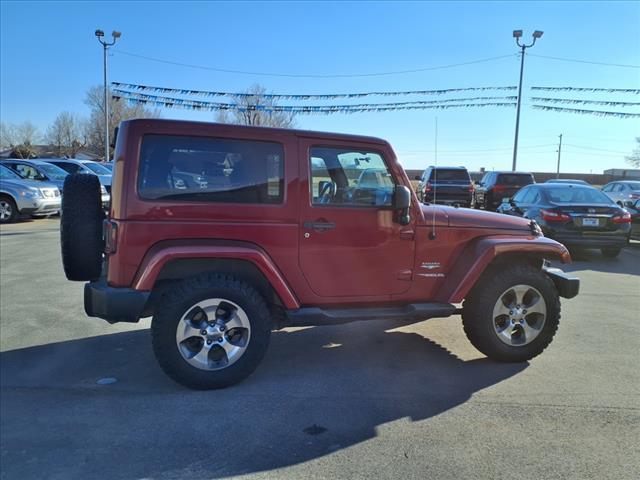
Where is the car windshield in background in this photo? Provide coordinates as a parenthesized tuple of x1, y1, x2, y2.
(0, 164, 22, 180)
(83, 162, 111, 175)
(497, 174, 533, 185)
(431, 169, 469, 182)
(37, 163, 69, 180)
(626, 181, 640, 189)
(546, 186, 613, 204)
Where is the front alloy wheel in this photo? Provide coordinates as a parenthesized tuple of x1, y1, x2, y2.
(492, 285, 546, 346)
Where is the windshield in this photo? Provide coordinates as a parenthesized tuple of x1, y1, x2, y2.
(546, 186, 614, 205)
(0, 164, 23, 180)
(37, 163, 69, 180)
(83, 162, 111, 175)
(497, 173, 534, 185)
(430, 169, 470, 182)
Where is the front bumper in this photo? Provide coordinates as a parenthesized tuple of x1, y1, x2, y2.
(543, 266, 580, 299)
(84, 279, 149, 323)
(19, 198, 61, 215)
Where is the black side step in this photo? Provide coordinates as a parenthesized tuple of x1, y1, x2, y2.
(284, 303, 458, 327)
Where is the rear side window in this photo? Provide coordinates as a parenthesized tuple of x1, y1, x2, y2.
(429, 169, 470, 182)
(496, 173, 534, 185)
(52, 162, 80, 174)
(138, 135, 284, 204)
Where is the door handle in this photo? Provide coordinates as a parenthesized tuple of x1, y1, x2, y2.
(303, 221, 336, 232)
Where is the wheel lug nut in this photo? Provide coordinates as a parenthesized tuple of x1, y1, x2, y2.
(523, 310, 527, 314)
(219, 326, 225, 332)
(217, 337, 223, 343)
(206, 339, 212, 345)
(200, 330, 207, 335)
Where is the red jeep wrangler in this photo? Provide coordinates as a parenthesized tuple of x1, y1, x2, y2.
(60, 119, 579, 390)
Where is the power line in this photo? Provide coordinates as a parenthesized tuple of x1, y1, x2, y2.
(531, 97, 640, 107)
(531, 86, 640, 94)
(563, 144, 630, 154)
(112, 49, 516, 78)
(528, 53, 640, 69)
(399, 143, 556, 154)
(531, 104, 640, 118)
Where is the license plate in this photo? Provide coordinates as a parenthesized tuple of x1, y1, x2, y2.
(582, 217, 599, 227)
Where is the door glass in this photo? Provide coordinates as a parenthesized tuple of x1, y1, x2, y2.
(309, 147, 394, 207)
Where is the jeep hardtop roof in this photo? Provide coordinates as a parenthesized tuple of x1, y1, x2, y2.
(121, 118, 391, 147)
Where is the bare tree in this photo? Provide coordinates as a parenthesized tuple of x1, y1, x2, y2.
(0, 121, 40, 158)
(215, 84, 296, 128)
(84, 85, 161, 159)
(46, 112, 84, 157)
(626, 137, 640, 168)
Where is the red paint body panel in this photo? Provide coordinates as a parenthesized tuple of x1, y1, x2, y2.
(106, 119, 572, 310)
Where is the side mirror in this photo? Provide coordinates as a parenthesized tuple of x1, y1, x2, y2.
(623, 200, 634, 208)
(393, 185, 411, 225)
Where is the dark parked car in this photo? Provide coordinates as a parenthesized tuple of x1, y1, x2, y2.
(624, 198, 640, 240)
(545, 179, 589, 186)
(601, 180, 640, 206)
(415, 166, 474, 207)
(474, 171, 535, 211)
(498, 183, 631, 258)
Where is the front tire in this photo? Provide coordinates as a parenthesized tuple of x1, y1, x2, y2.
(462, 263, 560, 362)
(601, 247, 621, 258)
(0, 196, 18, 223)
(151, 273, 272, 390)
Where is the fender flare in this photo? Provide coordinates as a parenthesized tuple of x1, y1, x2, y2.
(436, 235, 571, 303)
(132, 241, 300, 309)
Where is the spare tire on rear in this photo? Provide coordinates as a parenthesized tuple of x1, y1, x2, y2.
(60, 174, 105, 281)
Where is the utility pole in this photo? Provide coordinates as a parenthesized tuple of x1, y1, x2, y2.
(95, 29, 121, 162)
(511, 29, 544, 171)
(556, 134, 563, 179)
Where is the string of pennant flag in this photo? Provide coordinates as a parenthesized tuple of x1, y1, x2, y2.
(112, 82, 640, 118)
(111, 82, 518, 99)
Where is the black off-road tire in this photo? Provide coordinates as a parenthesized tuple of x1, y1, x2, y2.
(601, 247, 621, 258)
(462, 263, 561, 362)
(60, 174, 105, 281)
(0, 195, 18, 224)
(151, 273, 272, 390)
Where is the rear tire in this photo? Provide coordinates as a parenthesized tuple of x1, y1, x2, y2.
(601, 247, 621, 258)
(0, 195, 18, 224)
(60, 174, 104, 281)
(462, 263, 560, 362)
(151, 273, 272, 390)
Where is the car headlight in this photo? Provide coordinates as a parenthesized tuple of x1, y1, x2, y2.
(100, 185, 108, 195)
(20, 189, 43, 199)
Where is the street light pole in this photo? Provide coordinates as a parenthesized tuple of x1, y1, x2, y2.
(95, 29, 121, 162)
(511, 29, 543, 172)
(556, 134, 563, 179)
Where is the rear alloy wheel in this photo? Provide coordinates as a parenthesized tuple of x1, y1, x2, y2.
(151, 273, 271, 390)
(462, 263, 560, 362)
(601, 247, 621, 258)
(0, 196, 18, 223)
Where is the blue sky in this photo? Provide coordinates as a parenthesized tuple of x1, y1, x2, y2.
(1, 0, 639, 173)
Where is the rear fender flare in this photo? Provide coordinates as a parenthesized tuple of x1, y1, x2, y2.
(436, 235, 571, 303)
(132, 241, 300, 309)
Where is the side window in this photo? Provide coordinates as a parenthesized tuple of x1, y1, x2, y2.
(15, 164, 39, 179)
(53, 162, 80, 174)
(612, 184, 623, 192)
(138, 134, 284, 204)
(310, 147, 394, 207)
(602, 184, 612, 192)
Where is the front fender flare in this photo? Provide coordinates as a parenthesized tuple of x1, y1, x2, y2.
(132, 242, 300, 309)
(436, 235, 571, 303)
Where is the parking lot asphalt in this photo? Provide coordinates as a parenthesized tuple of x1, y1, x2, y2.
(1, 218, 639, 480)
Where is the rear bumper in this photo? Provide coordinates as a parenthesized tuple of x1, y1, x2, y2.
(549, 233, 629, 248)
(84, 279, 149, 323)
(543, 267, 580, 299)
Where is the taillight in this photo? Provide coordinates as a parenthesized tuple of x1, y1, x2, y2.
(613, 211, 632, 224)
(492, 184, 508, 193)
(540, 209, 571, 222)
(630, 193, 640, 200)
(103, 220, 118, 253)
(424, 182, 432, 193)
(468, 184, 474, 192)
